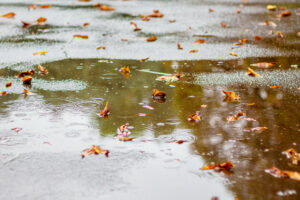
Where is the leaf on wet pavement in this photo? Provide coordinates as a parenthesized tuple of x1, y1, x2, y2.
(222, 90, 240, 101)
(99, 101, 109, 117)
(81, 145, 109, 158)
(146, 36, 157, 42)
(226, 111, 246, 122)
(283, 148, 300, 165)
(38, 64, 48, 75)
(5, 82, 12, 87)
(1, 12, 15, 18)
(250, 62, 275, 69)
(33, 51, 48, 55)
(73, 34, 89, 39)
(265, 167, 300, 181)
(193, 39, 206, 43)
(188, 111, 202, 122)
(201, 161, 235, 172)
(152, 89, 166, 100)
(246, 67, 262, 77)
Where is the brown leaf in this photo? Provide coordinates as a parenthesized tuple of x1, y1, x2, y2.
(193, 38, 206, 43)
(96, 45, 106, 50)
(222, 90, 240, 101)
(177, 42, 183, 50)
(130, 21, 141, 31)
(83, 22, 90, 27)
(171, 140, 188, 144)
(12, 128, 22, 133)
(73, 34, 89, 39)
(226, 111, 246, 122)
(265, 167, 300, 181)
(81, 145, 109, 158)
(21, 21, 31, 28)
(119, 66, 130, 73)
(220, 22, 226, 28)
(140, 57, 149, 62)
(99, 101, 109, 117)
(189, 49, 198, 53)
(146, 36, 157, 42)
(209, 8, 214, 13)
(250, 62, 275, 69)
(283, 148, 300, 165)
(22, 76, 32, 85)
(121, 38, 128, 41)
(1, 12, 15, 18)
(40, 4, 51, 8)
(33, 51, 48, 55)
(254, 35, 262, 41)
(36, 17, 47, 24)
(152, 89, 166, 100)
(229, 51, 237, 56)
(1, 91, 6, 96)
(38, 64, 48, 74)
(100, 5, 115, 11)
(279, 10, 291, 17)
(5, 82, 12, 87)
(246, 67, 262, 77)
(250, 127, 268, 133)
(93, 3, 101, 8)
(188, 112, 202, 122)
(201, 161, 235, 172)
(17, 70, 35, 78)
(236, 9, 241, 14)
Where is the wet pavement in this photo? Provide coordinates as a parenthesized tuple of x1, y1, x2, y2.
(0, 0, 300, 200)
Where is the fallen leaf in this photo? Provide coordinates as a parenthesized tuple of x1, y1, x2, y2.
(79, 0, 91, 2)
(169, 19, 176, 23)
(143, 105, 154, 110)
(220, 22, 226, 28)
(277, 31, 284, 39)
(283, 148, 300, 165)
(24, 89, 32, 96)
(146, 36, 157, 42)
(236, 9, 241, 14)
(93, 3, 101, 8)
(28, 4, 37, 10)
(33, 51, 48, 55)
(248, 103, 255, 106)
(254, 35, 262, 41)
(209, 8, 214, 13)
(22, 76, 32, 85)
(36, 17, 47, 24)
(229, 51, 237, 56)
(100, 5, 115, 11)
(265, 20, 277, 27)
(188, 111, 202, 122)
(177, 42, 183, 50)
(246, 67, 262, 77)
(271, 85, 280, 88)
(201, 104, 207, 108)
(117, 123, 131, 136)
(250, 62, 275, 68)
(83, 22, 90, 27)
(201, 161, 235, 172)
(96, 45, 106, 50)
(119, 66, 130, 73)
(171, 140, 188, 144)
(140, 57, 149, 62)
(265, 167, 300, 181)
(189, 49, 198, 53)
(222, 90, 240, 101)
(250, 126, 268, 133)
(121, 38, 128, 41)
(117, 135, 134, 142)
(234, 38, 248, 45)
(193, 38, 206, 43)
(73, 34, 89, 39)
(81, 145, 109, 158)
(226, 111, 246, 122)
(152, 89, 166, 100)
(5, 82, 12, 87)
(17, 70, 35, 78)
(21, 21, 31, 28)
(1, 12, 15, 18)
(1, 91, 6, 96)
(156, 74, 183, 83)
(279, 10, 291, 17)
(11, 128, 22, 133)
(99, 101, 109, 117)
(140, 15, 150, 21)
(38, 64, 48, 74)
(40, 4, 51, 8)
(267, 5, 277, 11)
(130, 21, 141, 31)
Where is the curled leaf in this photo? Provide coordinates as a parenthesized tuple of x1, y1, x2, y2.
(201, 161, 235, 172)
(282, 148, 300, 165)
(222, 90, 240, 101)
(22, 76, 32, 85)
(177, 42, 183, 49)
(246, 67, 262, 77)
(188, 111, 202, 122)
(33, 51, 48, 55)
(193, 38, 206, 43)
(140, 57, 149, 62)
(1, 12, 15, 18)
(73, 34, 88, 39)
(226, 111, 246, 122)
(96, 45, 106, 50)
(17, 70, 35, 78)
(254, 36, 262, 41)
(99, 101, 109, 117)
(189, 49, 198, 53)
(117, 123, 131, 136)
(265, 167, 300, 181)
(38, 64, 48, 74)
(5, 82, 12, 87)
(81, 145, 109, 158)
(250, 62, 275, 69)
(146, 36, 157, 42)
(152, 89, 166, 100)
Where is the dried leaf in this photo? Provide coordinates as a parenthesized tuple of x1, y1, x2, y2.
(36, 17, 47, 24)
(117, 135, 134, 142)
(22, 76, 32, 85)
(146, 36, 157, 42)
(28, 4, 37, 10)
(1, 91, 6, 96)
(152, 89, 166, 100)
(119, 66, 130, 73)
(1, 12, 15, 18)
(33, 51, 48, 55)
(143, 105, 154, 110)
(277, 31, 284, 39)
(201, 161, 235, 172)
(193, 38, 206, 43)
(250, 62, 275, 69)
(265, 167, 300, 181)
(220, 22, 226, 28)
(177, 42, 183, 49)
(21, 21, 31, 28)
(73, 34, 89, 39)
(189, 49, 198, 53)
(171, 140, 188, 144)
(247, 67, 262, 77)
(250, 127, 268, 133)
(130, 21, 141, 31)
(81, 145, 109, 158)
(83, 22, 90, 27)
(234, 38, 248, 45)
(38, 64, 48, 74)
(254, 35, 262, 41)
(222, 90, 240, 101)
(117, 123, 131, 136)
(99, 101, 109, 117)
(209, 8, 214, 13)
(17, 70, 35, 78)
(229, 51, 237, 56)
(40, 4, 51, 8)
(5, 82, 12, 87)
(140, 57, 149, 62)
(279, 10, 291, 17)
(236, 9, 241, 14)
(156, 74, 183, 83)
(226, 111, 246, 122)
(267, 5, 277, 11)
(188, 112, 202, 122)
(283, 148, 300, 165)
(100, 5, 115, 11)
(11, 128, 22, 133)
(140, 15, 150, 21)
(148, 10, 164, 18)
(24, 89, 32, 96)
(96, 45, 106, 50)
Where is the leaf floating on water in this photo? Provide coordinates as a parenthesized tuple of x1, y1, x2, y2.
(100, 5, 115, 11)
(143, 105, 154, 110)
(193, 38, 206, 43)
(189, 49, 198, 53)
(1, 12, 15, 18)
(146, 36, 157, 42)
(254, 36, 262, 41)
(279, 10, 291, 17)
(226, 111, 246, 122)
(283, 148, 300, 165)
(38, 64, 48, 75)
(1, 91, 6, 96)
(265, 167, 300, 181)
(156, 74, 183, 83)
(73, 34, 89, 39)
(201, 104, 207, 108)
(171, 140, 188, 144)
(119, 66, 130, 73)
(21, 21, 31, 28)
(236, 9, 241, 14)
(24, 89, 32, 96)
(117, 135, 134, 142)
(22, 76, 32, 85)
(249, 126, 268, 133)
(36, 17, 47, 24)
(222, 90, 240, 101)
(40, 4, 51, 8)
(130, 21, 141, 31)
(277, 31, 284, 39)
(28, 4, 37, 10)
(81, 145, 109, 158)
(250, 62, 275, 69)
(234, 38, 248, 45)
(121, 38, 128, 41)
(117, 123, 131, 136)
(229, 51, 237, 56)
(267, 5, 277, 11)
(33, 51, 48, 55)
(137, 113, 148, 117)
(220, 22, 226, 28)
(83, 22, 90, 27)
(11, 128, 22, 133)
(152, 89, 166, 100)
(17, 70, 35, 78)
(244, 117, 256, 121)
(96, 45, 106, 50)
(99, 101, 109, 117)
(188, 111, 202, 122)
(140, 57, 149, 62)
(201, 161, 235, 172)
(246, 67, 262, 77)
(169, 19, 176, 23)
(5, 82, 12, 87)
(177, 42, 183, 50)
(148, 10, 164, 18)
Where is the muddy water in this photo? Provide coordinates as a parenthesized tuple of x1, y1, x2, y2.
(0, 57, 299, 199)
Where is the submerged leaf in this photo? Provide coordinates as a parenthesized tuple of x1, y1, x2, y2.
(265, 167, 300, 181)
(24, 88, 32, 96)
(220, 22, 226, 28)
(40, 4, 51, 8)
(21, 21, 31, 28)
(83, 22, 90, 27)
(254, 36, 262, 41)
(171, 140, 188, 144)
(283, 148, 300, 165)
(222, 90, 240, 101)
(267, 5, 277, 11)
(246, 67, 262, 77)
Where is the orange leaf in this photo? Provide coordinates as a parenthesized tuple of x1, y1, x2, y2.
(246, 67, 262, 77)
(140, 57, 149, 62)
(148, 10, 164, 18)
(1, 12, 15, 18)
(250, 62, 275, 69)
(152, 89, 166, 99)
(229, 51, 237, 56)
(265, 167, 300, 181)
(209, 8, 214, 13)
(81, 145, 109, 158)
(83, 22, 90, 27)
(1, 91, 6, 96)
(24, 89, 32, 96)
(5, 82, 12, 87)
(146, 36, 157, 42)
(130, 21, 141, 31)
(236, 9, 241, 14)
(277, 31, 284, 39)
(222, 90, 240, 101)
(193, 38, 206, 43)
(121, 38, 128, 41)
(36, 17, 47, 24)
(96, 45, 106, 50)
(17, 70, 35, 78)
(226, 111, 246, 122)
(33, 51, 48, 55)
(220, 22, 226, 28)
(119, 66, 130, 73)
(12, 128, 22, 133)
(279, 10, 291, 17)
(22, 76, 32, 85)
(250, 127, 268, 133)
(99, 101, 109, 117)
(171, 140, 188, 144)
(189, 49, 198, 53)
(117, 123, 131, 136)
(188, 112, 202, 122)
(254, 35, 262, 41)
(28, 4, 37, 10)
(73, 34, 89, 39)
(283, 148, 300, 165)
(38, 64, 48, 74)
(177, 42, 183, 49)
(117, 135, 134, 142)
(100, 5, 115, 11)
(201, 161, 235, 172)
(40, 4, 51, 8)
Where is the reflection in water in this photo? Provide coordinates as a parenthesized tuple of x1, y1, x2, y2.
(0, 57, 300, 199)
